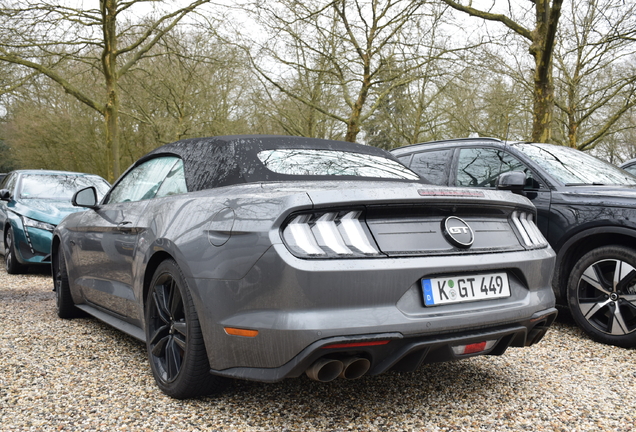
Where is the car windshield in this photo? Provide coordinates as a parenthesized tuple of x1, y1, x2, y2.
(516, 144, 636, 186)
(19, 174, 110, 200)
(257, 149, 420, 180)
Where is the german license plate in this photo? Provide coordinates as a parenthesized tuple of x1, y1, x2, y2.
(422, 272, 510, 306)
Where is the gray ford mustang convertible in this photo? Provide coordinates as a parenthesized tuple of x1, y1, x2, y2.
(53, 135, 557, 399)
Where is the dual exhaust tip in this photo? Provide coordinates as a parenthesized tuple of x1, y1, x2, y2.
(305, 357, 371, 382)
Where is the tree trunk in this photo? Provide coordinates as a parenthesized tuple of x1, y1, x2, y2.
(101, 0, 120, 181)
(345, 55, 372, 143)
(345, 89, 367, 143)
(532, 70, 554, 143)
(439, 0, 562, 144)
(529, 0, 561, 143)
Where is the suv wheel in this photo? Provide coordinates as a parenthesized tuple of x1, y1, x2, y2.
(568, 245, 636, 347)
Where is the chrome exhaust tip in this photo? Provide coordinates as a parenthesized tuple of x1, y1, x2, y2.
(338, 357, 371, 380)
(305, 358, 344, 382)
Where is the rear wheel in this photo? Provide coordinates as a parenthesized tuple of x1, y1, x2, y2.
(53, 246, 81, 319)
(145, 259, 228, 399)
(568, 245, 636, 347)
(5, 227, 27, 275)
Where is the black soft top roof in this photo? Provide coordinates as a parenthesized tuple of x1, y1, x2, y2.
(137, 135, 412, 191)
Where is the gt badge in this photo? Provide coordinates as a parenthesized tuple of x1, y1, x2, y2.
(442, 216, 474, 248)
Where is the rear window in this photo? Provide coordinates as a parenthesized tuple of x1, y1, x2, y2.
(257, 149, 420, 180)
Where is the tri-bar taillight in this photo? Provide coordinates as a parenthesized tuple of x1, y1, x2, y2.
(511, 211, 549, 249)
(282, 210, 382, 258)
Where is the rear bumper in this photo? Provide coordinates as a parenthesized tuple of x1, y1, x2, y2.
(210, 308, 558, 382)
(191, 244, 556, 375)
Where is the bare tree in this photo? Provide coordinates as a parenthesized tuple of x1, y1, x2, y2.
(242, 0, 454, 143)
(553, 0, 636, 150)
(362, 23, 459, 148)
(0, 0, 209, 180)
(120, 30, 252, 149)
(438, 0, 563, 143)
(3, 75, 107, 175)
(250, 54, 345, 140)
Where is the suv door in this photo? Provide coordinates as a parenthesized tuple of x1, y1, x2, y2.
(452, 147, 552, 236)
(404, 146, 552, 237)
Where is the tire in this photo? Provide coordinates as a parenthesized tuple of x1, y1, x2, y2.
(5, 227, 27, 275)
(145, 259, 228, 399)
(567, 245, 636, 347)
(53, 246, 81, 319)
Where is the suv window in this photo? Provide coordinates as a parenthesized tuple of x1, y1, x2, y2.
(409, 149, 453, 185)
(517, 143, 636, 186)
(456, 148, 534, 188)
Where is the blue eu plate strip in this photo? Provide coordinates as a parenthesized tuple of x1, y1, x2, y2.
(422, 279, 435, 306)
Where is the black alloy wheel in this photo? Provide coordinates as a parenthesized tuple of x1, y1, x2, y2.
(145, 259, 228, 399)
(5, 228, 27, 274)
(53, 246, 81, 319)
(568, 245, 636, 347)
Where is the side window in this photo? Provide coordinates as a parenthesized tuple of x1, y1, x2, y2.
(4, 174, 17, 195)
(624, 165, 636, 176)
(456, 148, 535, 188)
(155, 159, 187, 198)
(106, 157, 183, 204)
(409, 149, 453, 185)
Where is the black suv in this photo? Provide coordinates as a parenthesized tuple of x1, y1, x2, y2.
(392, 138, 636, 347)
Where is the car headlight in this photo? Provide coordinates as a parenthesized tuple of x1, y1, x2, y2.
(282, 210, 382, 258)
(22, 216, 56, 232)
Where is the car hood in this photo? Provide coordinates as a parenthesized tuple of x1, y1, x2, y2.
(11, 199, 82, 226)
(557, 185, 636, 207)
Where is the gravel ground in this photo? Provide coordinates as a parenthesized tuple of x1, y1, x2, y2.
(1, 266, 635, 432)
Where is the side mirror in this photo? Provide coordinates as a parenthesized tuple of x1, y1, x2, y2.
(496, 171, 526, 195)
(72, 186, 99, 208)
(0, 189, 10, 201)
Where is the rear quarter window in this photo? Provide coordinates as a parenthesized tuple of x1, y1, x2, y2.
(408, 149, 453, 185)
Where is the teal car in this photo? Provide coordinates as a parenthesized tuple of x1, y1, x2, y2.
(0, 170, 110, 274)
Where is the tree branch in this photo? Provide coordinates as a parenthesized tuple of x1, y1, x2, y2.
(438, 0, 533, 41)
(0, 49, 104, 114)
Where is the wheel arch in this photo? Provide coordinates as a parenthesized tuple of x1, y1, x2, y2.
(51, 235, 61, 266)
(142, 250, 175, 308)
(3, 218, 17, 245)
(3, 215, 24, 251)
(2, 221, 9, 247)
(554, 226, 636, 301)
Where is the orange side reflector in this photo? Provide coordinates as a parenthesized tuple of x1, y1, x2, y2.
(224, 327, 259, 337)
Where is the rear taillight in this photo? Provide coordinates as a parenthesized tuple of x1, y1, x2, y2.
(511, 211, 548, 249)
(282, 210, 382, 258)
